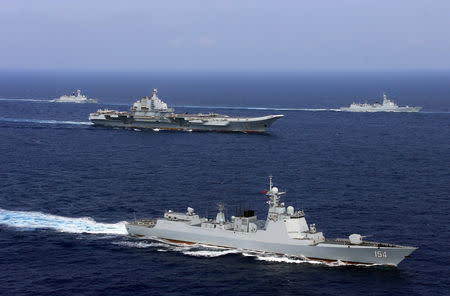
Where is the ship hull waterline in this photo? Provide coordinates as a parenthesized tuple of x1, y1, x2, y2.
(339, 107, 422, 113)
(126, 224, 416, 266)
(90, 115, 283, 133)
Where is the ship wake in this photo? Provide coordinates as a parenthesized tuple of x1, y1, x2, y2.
(114, 239, 244, 257)
(176, 105, 335, 112)
(0, 117, 92, 126)
(0, 208, 127, 235)
(113, 238, 373, 267)
(0, 98, 53, 103)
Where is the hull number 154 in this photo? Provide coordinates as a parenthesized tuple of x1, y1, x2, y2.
(374, 250, 388, 258)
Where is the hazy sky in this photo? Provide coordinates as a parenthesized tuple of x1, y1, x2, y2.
(1, 0, 450, 71)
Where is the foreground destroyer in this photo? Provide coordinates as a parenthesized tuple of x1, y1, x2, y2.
(89, 89, 283, 132)
(339, 93, 421, 112)
(127, 177, 417, 266)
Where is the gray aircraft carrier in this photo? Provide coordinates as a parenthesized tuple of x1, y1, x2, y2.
(126, 177, 417, 266)
(89, 89, 283, 132)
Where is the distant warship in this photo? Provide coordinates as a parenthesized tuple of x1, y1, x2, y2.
(126, 176, 417, 266)
(89, 89, 283, 132)
(340, 93, 421, 112)
(52, 90, 98, 103)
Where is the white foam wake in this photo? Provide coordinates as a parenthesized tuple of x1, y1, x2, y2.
(182, 249, 241, 257)
(0, 117, 92, 126)
(0, 98, 53, 103)
(242, 252, 347, 266)
(0, 208, 127, 235)
(114, 239, 241, 257)
(112, 241, 163, 248)
(175, 105, 333, 111)
(112, 239, 375, 266)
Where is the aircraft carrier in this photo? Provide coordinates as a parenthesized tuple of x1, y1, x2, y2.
(126, 177, 417, 266)
(89, 89, 283, 132)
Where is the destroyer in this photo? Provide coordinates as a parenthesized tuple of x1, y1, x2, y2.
(339, 93, 421, 112)
(126, 177, 417, 266)
(89, 89, 283, 132)
(52, 89, 98, 103)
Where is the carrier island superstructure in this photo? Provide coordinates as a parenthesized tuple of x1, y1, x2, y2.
(126, 177, 417, 266)
(89, 89, 283, 132)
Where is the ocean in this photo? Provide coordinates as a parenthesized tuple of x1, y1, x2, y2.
(0, 71, 449, 295)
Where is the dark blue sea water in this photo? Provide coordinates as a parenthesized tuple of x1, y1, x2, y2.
(0, 71, 449, 295)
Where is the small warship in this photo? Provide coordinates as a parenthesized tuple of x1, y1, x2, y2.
(339, 93, 421, 112)
(89, 89, 283, 132)
(126, 177, 417, 266)
(53, 89, 98, 103)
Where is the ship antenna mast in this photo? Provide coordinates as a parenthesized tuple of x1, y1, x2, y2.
(269, 175, 273, 192)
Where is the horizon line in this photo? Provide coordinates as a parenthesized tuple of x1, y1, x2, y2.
(1, 69, 450, 74)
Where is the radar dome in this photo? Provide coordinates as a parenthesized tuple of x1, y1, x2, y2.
(271, 187, 279, 194)
(287, 206, 294, 215)
(349, 234, 363, 245)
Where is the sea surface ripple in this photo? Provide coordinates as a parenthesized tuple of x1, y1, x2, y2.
(0, 72, 449, 296)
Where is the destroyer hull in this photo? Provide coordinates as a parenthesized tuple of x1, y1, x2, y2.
(126, 223, 416, 266)
(52, 99, 97, 104)
(90, 115, 283, 133)
(339, 107, 421, 113)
